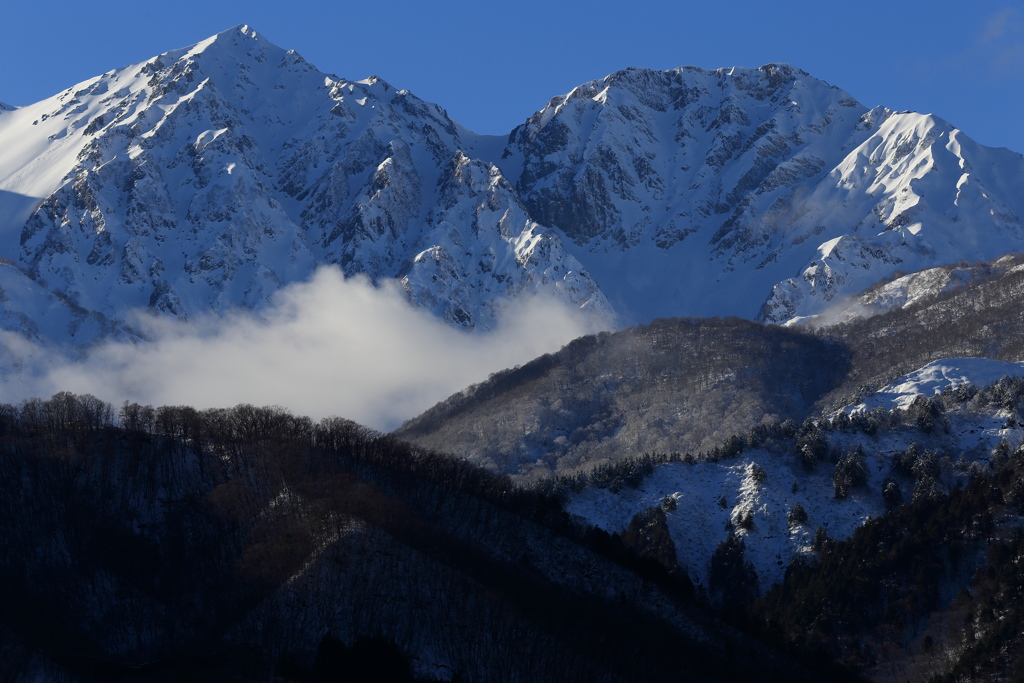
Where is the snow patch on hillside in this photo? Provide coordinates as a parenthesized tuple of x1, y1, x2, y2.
(788, 255, 1024, 327)
(567, 448, 887, 589)
(568, 374, 1024, 592)
(849, 358, 1024, 413)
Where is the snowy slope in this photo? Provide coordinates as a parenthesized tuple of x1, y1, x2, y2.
(761, 114, 1024, 322)
(848, 358, 1024, 413)
(569, 412, 1021, 591)
(569, 450, 888, 590)
(567, 356, 1024, 591)
(785, 253, 1024, 326)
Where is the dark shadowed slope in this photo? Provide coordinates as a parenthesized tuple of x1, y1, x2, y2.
(395, 317, 851, 478)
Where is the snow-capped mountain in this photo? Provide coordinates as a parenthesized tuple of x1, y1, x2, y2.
(1, 26, 1022, 348)
(502, 65, 1024, 324)
(0, 25, 609, 345)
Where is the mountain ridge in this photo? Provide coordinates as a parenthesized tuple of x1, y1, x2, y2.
(1, 25, 1022, 355)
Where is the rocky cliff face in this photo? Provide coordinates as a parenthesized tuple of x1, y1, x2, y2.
(1, 26, 1022, 349)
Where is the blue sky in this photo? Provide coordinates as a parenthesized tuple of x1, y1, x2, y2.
(2, 0, 1023, 153)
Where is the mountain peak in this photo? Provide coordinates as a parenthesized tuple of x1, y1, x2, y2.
(207, 23, 270, 48)
(162, 24, 290, 72)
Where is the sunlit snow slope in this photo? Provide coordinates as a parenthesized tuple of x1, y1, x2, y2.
(848, 358, 1024, 413)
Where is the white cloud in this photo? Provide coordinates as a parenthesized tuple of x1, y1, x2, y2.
(0, 267, 607, 430)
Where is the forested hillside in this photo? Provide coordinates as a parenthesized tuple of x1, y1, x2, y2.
(395, 317, 850, 478)
(548, 373, 1024, 680)
(7, 383, 1024, 680)
(756, 436, 1024, 681)
(0, 393, 842, 682)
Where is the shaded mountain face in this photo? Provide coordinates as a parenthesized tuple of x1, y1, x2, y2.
(1, 26, 1022, 348)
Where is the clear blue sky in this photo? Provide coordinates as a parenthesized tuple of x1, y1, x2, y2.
(2, 0, 1023, 153)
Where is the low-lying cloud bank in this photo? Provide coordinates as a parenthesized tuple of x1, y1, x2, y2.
(0, 267, 609, 430)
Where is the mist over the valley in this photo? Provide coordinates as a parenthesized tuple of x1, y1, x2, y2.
(0, 267, 607, 429)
